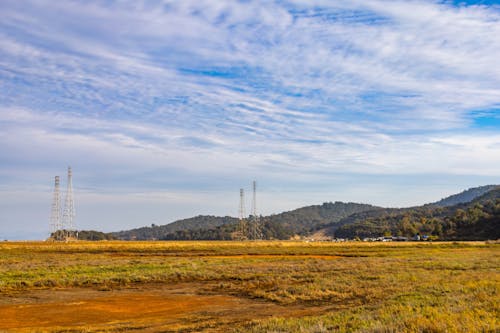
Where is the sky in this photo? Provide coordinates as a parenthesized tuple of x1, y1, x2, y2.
(0, 0, 499, 240)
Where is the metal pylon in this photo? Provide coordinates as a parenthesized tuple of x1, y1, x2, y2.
(62, 166, 76, 232)
(50, 176, 61, 233)
(249, 180, 262, 240)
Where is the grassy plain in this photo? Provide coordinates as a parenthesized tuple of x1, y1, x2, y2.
(0, 241, 498, 332)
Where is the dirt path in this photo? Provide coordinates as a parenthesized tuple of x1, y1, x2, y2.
(0, 284, 325, 332)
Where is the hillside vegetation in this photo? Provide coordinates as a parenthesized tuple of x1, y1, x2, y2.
(93, 185, 499, 241)
(111, 215, 238, 240)
(112, 202, 378, 241)
(430, 185, 498, 207)
(330, 188, 500, 240)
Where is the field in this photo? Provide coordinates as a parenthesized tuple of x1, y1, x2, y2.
(0, 241, 498, 332)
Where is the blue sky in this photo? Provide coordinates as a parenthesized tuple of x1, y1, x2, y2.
(0, 0, 499, 240)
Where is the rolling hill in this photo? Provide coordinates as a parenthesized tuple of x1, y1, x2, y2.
(90, 185, 498, 241)
(110, 201, 379, 241)
(110, 215, 238, 240)
(429, 185, 498, 207)
(326, 187, 500, 240)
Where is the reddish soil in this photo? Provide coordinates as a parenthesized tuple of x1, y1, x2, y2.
(0, 284, 325, 332)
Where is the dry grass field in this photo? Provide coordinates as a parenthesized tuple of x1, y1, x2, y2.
(0, 241, 498, 332)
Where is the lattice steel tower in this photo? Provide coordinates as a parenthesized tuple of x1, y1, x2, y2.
(251, 181, 257, 218)
(248, 180, 263, 240)
(235, 188, 248, 240)
(50, 176, 62, 233)
(238, 188, 246, 220)
(62, 166, 76, 231)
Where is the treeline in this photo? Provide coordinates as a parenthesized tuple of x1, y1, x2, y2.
(111, 216, 238, 240)
(160, 219, 296, 240)
(77, 230, 116, 241)
(50, 230, 115, 241)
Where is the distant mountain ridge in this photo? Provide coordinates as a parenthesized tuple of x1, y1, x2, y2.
(429, 185, 498, 207)
(94, 185, 499, 241)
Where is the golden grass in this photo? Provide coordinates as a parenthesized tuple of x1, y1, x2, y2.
(0, 241, 498, 332)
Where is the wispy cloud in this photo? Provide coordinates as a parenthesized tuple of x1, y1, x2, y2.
(0, 0, 499, 236)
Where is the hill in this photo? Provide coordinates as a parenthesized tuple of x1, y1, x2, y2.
(111, 215, 238, 240)
(429, 185, 498, 207)
(111, 202, 379, 241)
(328, 187, 500, 240)
(264, 201, 380, 234)
(106, 185, 498, 241)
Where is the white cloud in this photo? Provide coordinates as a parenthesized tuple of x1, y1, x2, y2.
(1, 0, 499, 235)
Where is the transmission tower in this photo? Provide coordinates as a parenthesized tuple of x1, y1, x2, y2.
(248, 180, 263, 240)
(50, 176, 61, 233)
(235, 188, 248, 240)
(62, 166, 76, 233)
(238, 188, 246, 220)
(251, 181, 257, 218)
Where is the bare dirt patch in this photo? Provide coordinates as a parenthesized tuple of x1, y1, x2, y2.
(0, 283, 327, 332)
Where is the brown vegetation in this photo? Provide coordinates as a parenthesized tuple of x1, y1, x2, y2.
(0, 241, 498, 332)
